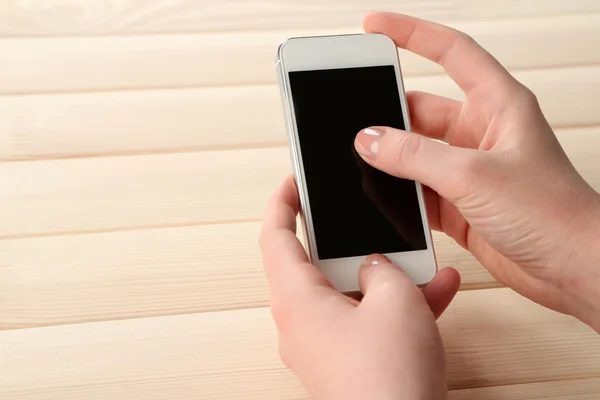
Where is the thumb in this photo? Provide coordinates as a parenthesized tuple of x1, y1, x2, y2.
(358, 254, 417, 305)
(354, 126, 479, 201)
(359, 254, 461, 320)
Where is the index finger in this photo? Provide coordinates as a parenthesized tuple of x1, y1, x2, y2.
(364, 12, 516, 95)
(259, 176, 331, 297)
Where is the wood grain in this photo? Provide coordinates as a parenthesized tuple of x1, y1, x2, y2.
(2, 0, 600, 36)
(0, 222, 269, 329)
(449, 378, 600, 400)
(2, 1, 600, 398)
(1, 127, 598, 239)
(2, 13, 600, 95)
(2, 66, 600, 160)
(439, 293, 600, 390)
(3, 375, 600, 400)
(1, 289, 599, 399)
(0, 147, 287, 238)
(0, 224, 489, 329)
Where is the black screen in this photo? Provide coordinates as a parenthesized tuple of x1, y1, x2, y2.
(289, 66, 427, 260)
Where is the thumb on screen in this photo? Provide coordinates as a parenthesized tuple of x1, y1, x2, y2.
(354, 126, 479, 201)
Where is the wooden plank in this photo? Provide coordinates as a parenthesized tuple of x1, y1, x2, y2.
(1, 0, 600, 36)
(2, 66, 600, 160)
(2, 375, 600, 400)
(450, 378, 600, 400)
(2, 13, 600, 95)
(0, 85, 289, 160)
(1, 289, 599, 399)
(1, 127, 598, 239)
(0, 222, 489, 329)
(0, 222, 269, 329)
(0, 147, 287, 238)
(440, 293, 600, 391)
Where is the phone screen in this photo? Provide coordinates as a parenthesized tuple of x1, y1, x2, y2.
(288, 65, 427, 260)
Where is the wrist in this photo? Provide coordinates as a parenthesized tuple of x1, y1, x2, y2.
(564, 198, 600, 331)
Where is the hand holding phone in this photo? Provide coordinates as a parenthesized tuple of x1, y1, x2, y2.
(353, 13, 600, 331)
(260, 176, 460, 400)
(262, 24, 461, 399)
(261, 10, 600, 400)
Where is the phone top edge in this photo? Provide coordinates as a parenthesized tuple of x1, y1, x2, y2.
(277, 34, 363, 62)
(276, 33, 392, 63)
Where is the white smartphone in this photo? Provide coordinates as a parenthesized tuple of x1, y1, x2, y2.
(276, 33, 437, 292)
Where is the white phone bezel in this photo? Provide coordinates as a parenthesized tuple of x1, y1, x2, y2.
(276, 33, 437, 292)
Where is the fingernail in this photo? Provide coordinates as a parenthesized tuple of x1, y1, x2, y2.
(361, 253, 390, 268)
(355, 127, 384, 159)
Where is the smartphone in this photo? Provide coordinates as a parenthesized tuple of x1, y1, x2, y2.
(276, 33, 437, 292)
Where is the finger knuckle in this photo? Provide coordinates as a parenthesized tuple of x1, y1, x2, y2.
(258, 225, 276, 248)
(258, 229, 284, 254)
(435, 30, 475, 65)
(519, 86, 540, 107)
(370, 267, 411, 293)
(393, 133, 423, 164)
(449, 152, 491, 201)
(508, 84, 540, 110)
(457, 31, 476, 46)
(270, 297, 294, 334)
(376, 278, 403, 295)
(462, 152, 488, 180)
(278, 339, 293, 369)
(258, 230, 268, 249)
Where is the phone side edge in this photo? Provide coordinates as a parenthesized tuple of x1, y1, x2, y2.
(275, 58, 320, 265)
(391, 45, 439, 284)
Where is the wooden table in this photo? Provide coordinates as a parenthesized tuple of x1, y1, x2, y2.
(1, 1, 600, 399)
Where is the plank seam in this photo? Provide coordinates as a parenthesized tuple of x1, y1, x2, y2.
(0, 285, 507, 332)
(0, 217, 265, 241)
(449, 374, 600, 394)
(1, 122, 598, 164)
(0, 142, 289, 163)
(2, 62, 600, 98)
(2, 9, 600, 39)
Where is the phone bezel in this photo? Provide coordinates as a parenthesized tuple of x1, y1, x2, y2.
(276, 33, 437, 292)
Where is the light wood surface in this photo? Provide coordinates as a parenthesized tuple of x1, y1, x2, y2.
(3, 13, 600, 95)
(2, 70, 600, 160)
(1, 1, 600, 399)
(0, 227, 493, 329)
(2, 289, 599, 399)
(2, 128, 599, 239)
(2, 0, 600, 35)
